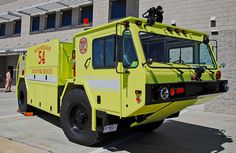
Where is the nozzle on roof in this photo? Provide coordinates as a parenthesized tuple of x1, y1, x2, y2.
(142, 5, 164, 25)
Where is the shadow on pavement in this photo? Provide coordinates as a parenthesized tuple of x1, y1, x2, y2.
(34, 111, 233, 153)
(35, 110, 61, 128)
(105, 120, 233, 153)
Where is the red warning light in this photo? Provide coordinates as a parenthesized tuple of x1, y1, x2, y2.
(170, 88, 175, 97)
(83, 18, 89, 25)
(175, 88, 185, 95)
(136, 97, 141, 103)
(216, 71, 221, 80)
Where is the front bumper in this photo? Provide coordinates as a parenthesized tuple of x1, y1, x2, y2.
(145, 80, 228, 105)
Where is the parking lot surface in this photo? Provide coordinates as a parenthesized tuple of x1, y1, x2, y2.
(0, 90, 236, 153)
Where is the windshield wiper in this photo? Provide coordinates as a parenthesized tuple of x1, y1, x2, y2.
(142, 59, 185, 75)
(165, 63, 185, 75)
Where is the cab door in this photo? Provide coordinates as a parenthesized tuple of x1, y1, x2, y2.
(86, 35, 121, 116)
(118, 30, 146, 117)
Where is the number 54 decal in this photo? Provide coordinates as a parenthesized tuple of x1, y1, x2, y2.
(38, 50, 45, 64)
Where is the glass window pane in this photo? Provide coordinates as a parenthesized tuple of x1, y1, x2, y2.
(140, 32, 215, 67)
(0, 23, 5, 36)
(62, 10, 72, 27)
(211, 20, 216, 27)
(200, 43, 214, 67)
(105, 36, 116, 67)
(14, 20, 21, 34)
(46, 13, 56, 29)
(123, 30, 138, 68)
(181, 47, 193, 63)
(31, 16, 40, 32)
(80, 5, 93, 24)
(111, 0, 126, 19)
(169, 47, 193, 63)
(169, 48, 180, 62)
(93, 39, 104, 68)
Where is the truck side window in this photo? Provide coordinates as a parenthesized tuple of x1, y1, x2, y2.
(199, 43, 214, 67)
(93, 39, 104, 68)
(123, 30, 138, 68)
(93, 35, 116, 68)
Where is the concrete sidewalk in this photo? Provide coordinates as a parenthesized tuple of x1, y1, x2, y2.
(0, 137, 48, 153)
(0, 86, 16, 93)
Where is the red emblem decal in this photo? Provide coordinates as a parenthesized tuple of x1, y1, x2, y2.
(79, 37, 88, 54)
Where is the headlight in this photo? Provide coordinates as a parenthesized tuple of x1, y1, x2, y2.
(160, 87, 169, 100)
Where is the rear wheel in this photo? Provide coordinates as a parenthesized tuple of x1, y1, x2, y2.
(18, 81, 34, 113)
(60, 89, 102, 146)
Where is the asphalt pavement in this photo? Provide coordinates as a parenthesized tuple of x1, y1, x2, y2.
(0, 89, 235, 153)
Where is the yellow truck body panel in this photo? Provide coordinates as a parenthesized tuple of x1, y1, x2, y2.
(23, 39, 73, 116)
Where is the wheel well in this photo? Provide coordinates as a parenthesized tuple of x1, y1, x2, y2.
(63, 84, 84, 99)
(61, 84, 85, 109)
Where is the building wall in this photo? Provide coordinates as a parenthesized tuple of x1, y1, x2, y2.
(139, 0, 236, 114)
(0, 0, 91, 50)
(0, 56, 6, 88)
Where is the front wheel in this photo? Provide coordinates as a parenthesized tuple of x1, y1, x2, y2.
(60, 89, 102, 146)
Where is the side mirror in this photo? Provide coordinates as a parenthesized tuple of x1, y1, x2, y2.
(116, 35, 123, 62)
(220, 63, 226, 68)
(147, 58, 153, 65)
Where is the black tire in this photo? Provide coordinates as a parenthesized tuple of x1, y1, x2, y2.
(18, 81, 34, 113)
(135, 120, 164, 132)
(60, 89, 102, 146)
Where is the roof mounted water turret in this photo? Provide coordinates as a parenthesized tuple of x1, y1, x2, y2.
(142, 6, 164, 26)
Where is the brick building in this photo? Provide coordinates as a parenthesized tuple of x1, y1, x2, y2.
(0, 0, 235, 114)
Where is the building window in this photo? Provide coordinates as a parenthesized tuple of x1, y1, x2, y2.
(211, 20, 216, 28)
(14, 20, 21, 34)
(93, 35, 116, 68)
(61, 9, 72, 27)
(46, 13, 56, 29)
(210, 16, 217, 27)
(110, 0, 126, 19)
(31, 16, 40, 32)
(80, 5, 93, 24)
(0, 23, 5, 36)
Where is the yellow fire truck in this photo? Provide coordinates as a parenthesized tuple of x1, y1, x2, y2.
(16, 6, 228, 146)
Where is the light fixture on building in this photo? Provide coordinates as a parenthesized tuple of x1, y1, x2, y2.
(171, 20, 176, 26)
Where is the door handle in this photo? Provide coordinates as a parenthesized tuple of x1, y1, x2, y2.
(84, 57, 91, 69)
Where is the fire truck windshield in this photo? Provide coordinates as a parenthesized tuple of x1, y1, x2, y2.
(139, 32, 216, 68)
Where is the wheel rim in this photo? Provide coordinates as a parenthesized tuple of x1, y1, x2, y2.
(69, 104, 89, 132)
